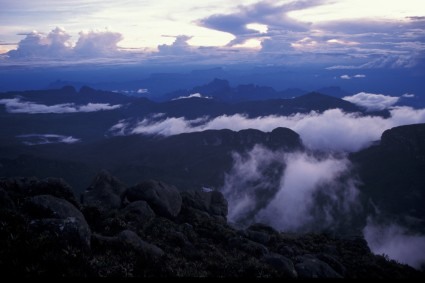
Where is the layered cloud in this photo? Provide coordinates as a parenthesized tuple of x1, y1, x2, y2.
(343, 92, 400, 111)
(17, 134, 80, 145)
(110, 107, 425, 152)
(0, 98, 121, 114)
(1, 1, 424, 67)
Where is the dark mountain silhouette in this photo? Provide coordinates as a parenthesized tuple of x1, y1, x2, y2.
(163, 78, 307, 102)
(0, 128, 303, 192)
(351, 123, 425, 233)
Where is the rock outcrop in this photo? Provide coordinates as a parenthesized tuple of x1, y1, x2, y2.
(0, 174, 423, 278)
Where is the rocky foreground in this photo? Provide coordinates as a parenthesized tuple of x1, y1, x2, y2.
(0, 172, 423, 278)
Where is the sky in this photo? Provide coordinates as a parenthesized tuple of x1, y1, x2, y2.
(0, 0, 424, 67)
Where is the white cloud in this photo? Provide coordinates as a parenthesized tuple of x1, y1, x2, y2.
(17, 134, 80, 145)
(402, 93, 415, 98)
(354, 74, 366, 78)
(256, 152, 359, 232)
(364, 218, 425, 269)
(111, 107, 425, 152)
(343, 92, 400, 111)
(172, 93, 211, 100)
(74, 30, 123, 57)
(0, 98, 121, 114)
(6, 27, 123, 60)
(222, 146, 360, 232)
(340, 74, 366, 79)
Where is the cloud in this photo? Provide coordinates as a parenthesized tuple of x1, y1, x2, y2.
(340, 74, 366, 79)
(74, 30, 123, 57)
(17, 134, 80, 145)
(5, 27, 124, 60)
(172, 93, 212, 100)
(402, 93, 415, 98)
(255, 152, 359, 232)
(198, 1, 321, 46)
(363, 218, 425, 269)
(222, 146, 360, 232)
(111, 107, 425, 152)
(0, 98, 121, 114)
(222, 145, 285, 224)
(343, 92, 399, 111)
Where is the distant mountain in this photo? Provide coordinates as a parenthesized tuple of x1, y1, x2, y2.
(0, 86, 365, 145)
(316, 86, 352, 98)
(163, 78, 307, 102)
(351, 123, 425, 233)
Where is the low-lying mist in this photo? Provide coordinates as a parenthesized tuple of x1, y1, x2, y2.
(111, 106, 425, 152)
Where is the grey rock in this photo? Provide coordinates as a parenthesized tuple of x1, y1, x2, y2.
(120, 200, 155, 229)
(81, 170, 126, 211)
(26, 195, 91, 248)
(118, 230, 164, 259)
(245, 229, 271, 245)
(181, 190, 228, 217)
(0, 188, 15, 211)
(295, 256, 342, 278)
(228, 236, 269, 257)
(317, 254, 347, 276)
(263, 253, 297, 278)
(124, 180, 182, 219)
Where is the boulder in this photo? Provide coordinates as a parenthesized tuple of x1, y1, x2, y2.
(120, 201, 156, 229)
(26, 195, 91, 249)
(181, 190, 228, 218)
(263, 253, 297, 278)
(123, 180, 182, 219)
(0, 177, 79, 208)
(0, 188, 15, 211)
(117, 230, 164, 259)
(295, 255, 342, 278)
(81, 171, 126, 211)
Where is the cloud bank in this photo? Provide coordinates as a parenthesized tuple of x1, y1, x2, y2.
(343, 92, 400, 111)
(111, 107, 425, 152)
(17, 134, 80, 145)
(0, 98, 121, 114)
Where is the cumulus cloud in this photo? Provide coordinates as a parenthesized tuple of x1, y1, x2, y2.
(0, 98, 121, 114)
(363, 218, 425, 269)
(343, 92, 400, 111)
(5, 27, 123, 60)
(17, 134, 80, 145)
(74, 30, 123, 57)
(110, 107, 425, 152)
(222, 146, 360, 232)
(172, 93, 211, 100)
(340, 75, 351, 80)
